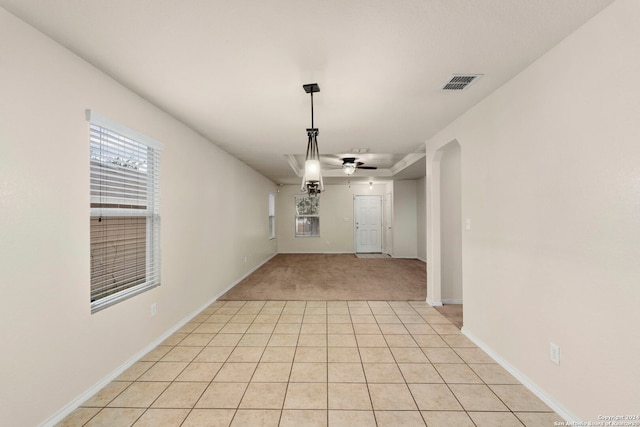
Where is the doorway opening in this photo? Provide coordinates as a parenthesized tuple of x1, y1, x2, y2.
(433, 140, 463, 328)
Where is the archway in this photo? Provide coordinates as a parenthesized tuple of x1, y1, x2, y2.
(426, 139, 463, 326)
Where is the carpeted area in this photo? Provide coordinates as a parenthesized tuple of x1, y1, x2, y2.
(435, 304, 463, 329)
(219, 253, 427, 301)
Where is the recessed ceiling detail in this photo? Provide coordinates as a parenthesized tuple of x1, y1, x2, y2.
(442, 74, 483, 90)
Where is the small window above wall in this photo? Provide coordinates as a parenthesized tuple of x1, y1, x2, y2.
(268, 192, 276, 240)
(295, 195, 320, 237)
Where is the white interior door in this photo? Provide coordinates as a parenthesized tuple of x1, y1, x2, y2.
(355, 195, 382, 253)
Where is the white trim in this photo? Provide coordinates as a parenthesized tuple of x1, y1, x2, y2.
(40, 252, 277, 427)
(40, 301, 209, 427)
(462, 327, 577, 424)
(225, 253, 278, 292)
(441, 298, 463, 304)
(86, 109, 164, 150)
(427, 298, 443, 307)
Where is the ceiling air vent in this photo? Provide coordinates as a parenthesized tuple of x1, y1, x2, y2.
(351, 148, 369, 154)
(442, 74, 482, 91)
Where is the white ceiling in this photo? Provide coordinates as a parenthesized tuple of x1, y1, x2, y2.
(0, 0, 615, 184)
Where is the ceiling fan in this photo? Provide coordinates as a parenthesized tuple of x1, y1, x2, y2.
(339, 157, 378, 175)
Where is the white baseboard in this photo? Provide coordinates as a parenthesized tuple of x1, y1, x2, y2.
(227, 252, 277, 289)
(276, 251, 354, 254)
(426, 298, 443, 307)
(461, 327, 578, 424)
(41, 298, 216, 426)
(40, 252, 277, 427)
(441, 298, 463, 304)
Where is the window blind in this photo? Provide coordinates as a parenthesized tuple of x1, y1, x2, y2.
(87, 110, 162, 313)
(269, 193, 276, 239)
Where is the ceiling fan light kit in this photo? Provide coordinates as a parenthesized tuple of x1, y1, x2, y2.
(301, 83, 323, 197)
(342, 162, 357, 175)
(339, 156, 378, 175)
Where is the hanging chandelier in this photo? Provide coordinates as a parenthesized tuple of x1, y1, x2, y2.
(301, 83, 323, 197)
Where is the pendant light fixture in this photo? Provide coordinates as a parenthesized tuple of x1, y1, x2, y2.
(301, 83, 323, 197)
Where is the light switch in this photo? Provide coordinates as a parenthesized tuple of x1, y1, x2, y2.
(465, 219, 471, 230)
(549, 342, 560, 365)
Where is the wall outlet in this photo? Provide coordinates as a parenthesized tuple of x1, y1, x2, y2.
(150, 303, 157, 317)
(549, 342, 560, 365)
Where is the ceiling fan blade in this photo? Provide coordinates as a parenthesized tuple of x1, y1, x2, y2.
(322, 154, 344, 160)
(358, 166, 378, 170)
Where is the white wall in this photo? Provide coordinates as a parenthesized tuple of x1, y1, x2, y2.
(276, 183, 387, 253)
(425, 0, 639, 420)
(439, 142, 462, 302)
(416, 176, 426, 261)
(0, 9, 276, 426)
(392, 180, 418, 258)
(276, 181, 424, 259)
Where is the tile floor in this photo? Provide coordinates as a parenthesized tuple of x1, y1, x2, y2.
(57, 300, 562, 426)
(434, 304, 463, 329)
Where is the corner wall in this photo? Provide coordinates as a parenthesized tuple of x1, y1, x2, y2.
(416, 176, 427, 261)
(0, 9, 276, 426)
(439, 142, 462, 303)
(392, 180, 418, 258)
(425, 0, 639, 419)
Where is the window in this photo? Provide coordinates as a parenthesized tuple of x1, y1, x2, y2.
(87, 110, 162, 313)
(295, 195, 320, 237)
(268, 192, 276, 240)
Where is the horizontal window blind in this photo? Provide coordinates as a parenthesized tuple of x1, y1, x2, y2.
(88, 111, 161, 313)
(269, 193, 275, 239)
(295, 217, 320, 237)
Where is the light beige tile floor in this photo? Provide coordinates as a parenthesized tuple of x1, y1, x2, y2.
(57, 300, 563, 426)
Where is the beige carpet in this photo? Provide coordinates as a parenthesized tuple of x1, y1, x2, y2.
(435, 304, 463, 329)
(220, 253, 427, 301)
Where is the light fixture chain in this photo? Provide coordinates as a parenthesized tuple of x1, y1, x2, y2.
(310, 91, 314, 129)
